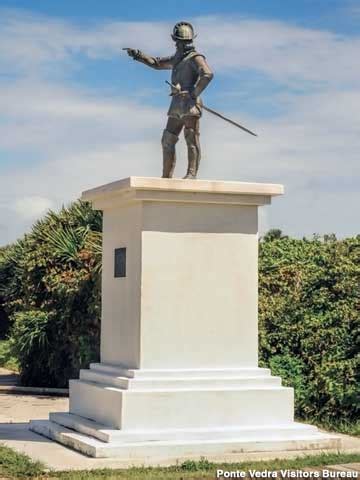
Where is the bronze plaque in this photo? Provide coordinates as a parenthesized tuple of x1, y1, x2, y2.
(114, 248, 126, 277)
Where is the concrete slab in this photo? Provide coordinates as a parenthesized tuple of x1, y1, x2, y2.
(1, 422, 360, 472)
(1, 394, 359, 472)
(340, 464, 360, 472)
(327, 464, 360, 472)
(0, 394, 68, 423)
(2, 422, 360, 472)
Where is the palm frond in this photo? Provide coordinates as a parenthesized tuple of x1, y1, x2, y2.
(41, 225, 90, 263)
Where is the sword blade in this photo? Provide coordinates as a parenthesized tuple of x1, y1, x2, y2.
(165, 80, 257, 137)
(202, 105, 257, 137)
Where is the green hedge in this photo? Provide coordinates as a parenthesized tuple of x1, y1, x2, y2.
(0, 201, 102, 387)
(259, 230, 359, 423)
(0, 205, 358, 424)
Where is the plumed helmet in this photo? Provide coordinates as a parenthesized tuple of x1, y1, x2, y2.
(171, 21, 196, 41)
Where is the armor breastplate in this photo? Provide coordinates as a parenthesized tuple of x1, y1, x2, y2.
(171, 51, 202, 90)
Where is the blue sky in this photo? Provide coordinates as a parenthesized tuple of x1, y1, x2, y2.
(0, 0, 359, 244)
(0, 0, 358, 32)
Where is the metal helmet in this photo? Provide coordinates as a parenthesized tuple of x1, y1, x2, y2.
(171, 21, 196, 41)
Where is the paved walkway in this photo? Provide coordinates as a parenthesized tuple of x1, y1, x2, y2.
(0, 367, 68, 395)
(0, 368, 19, 386)
(302, 464, 360, 474)
(0, 393, 68, 424)
(0, 393, 359, 472)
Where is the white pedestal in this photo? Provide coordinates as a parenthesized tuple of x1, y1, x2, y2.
(30, 177, 340, 461)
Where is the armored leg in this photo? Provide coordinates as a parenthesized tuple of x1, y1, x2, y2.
(183, 125, 201, 179)
(161, 129, 179, 178)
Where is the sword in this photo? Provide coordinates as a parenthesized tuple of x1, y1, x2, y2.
(165, 81, 257, 137)
(202, 105, 257, 137)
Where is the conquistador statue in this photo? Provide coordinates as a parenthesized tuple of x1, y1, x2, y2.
(125, 21, 214, 179)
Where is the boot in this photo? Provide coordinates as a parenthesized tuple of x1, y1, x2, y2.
(183, 154, 197, 179)
(162, 155, 176, 178)
(183, 127, 200, 179)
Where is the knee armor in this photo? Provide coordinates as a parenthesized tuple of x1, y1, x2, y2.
(184, 127, 199, 147)
(161, 129, 178, 178)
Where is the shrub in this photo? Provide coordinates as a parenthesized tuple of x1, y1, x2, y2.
(10, 311, 51, 384)
(0, 340, 19, 372)
(0, 201, 102, 387)
(259, 232, 359, 423)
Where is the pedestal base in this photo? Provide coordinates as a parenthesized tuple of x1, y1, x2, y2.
(30, 363, 341, 460)
(30, 417, 340, 461)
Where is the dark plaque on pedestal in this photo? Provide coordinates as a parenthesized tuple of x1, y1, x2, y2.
(114, 248, 126, 277)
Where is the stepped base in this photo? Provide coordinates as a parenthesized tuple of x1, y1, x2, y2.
(30, 416, 341, 460)
(68, 364, 295, 430)
(29, 363, 342, 461)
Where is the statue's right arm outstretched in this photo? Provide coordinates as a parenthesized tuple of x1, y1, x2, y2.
(123, 48, 173, 70)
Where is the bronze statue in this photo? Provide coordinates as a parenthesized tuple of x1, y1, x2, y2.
(124, 21, 214, 179)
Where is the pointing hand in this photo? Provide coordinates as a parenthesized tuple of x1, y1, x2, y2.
(123, 48, 140, 59)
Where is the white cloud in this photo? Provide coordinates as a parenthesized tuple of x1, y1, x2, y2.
(0, 9, 359, 244)
(1, 9, 360, 87)
(197, 16, 360, 88)
(0, 9, 170, 76)
(14, 196, 53, 219)
(0, 80, 162, 154)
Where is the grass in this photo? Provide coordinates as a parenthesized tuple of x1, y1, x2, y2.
(0, 339, 19, 373)
(0, 445, 44, 478)
(0, 445, 359, 480)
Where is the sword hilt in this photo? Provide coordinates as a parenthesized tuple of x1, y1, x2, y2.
(165, 80, 189, 96)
